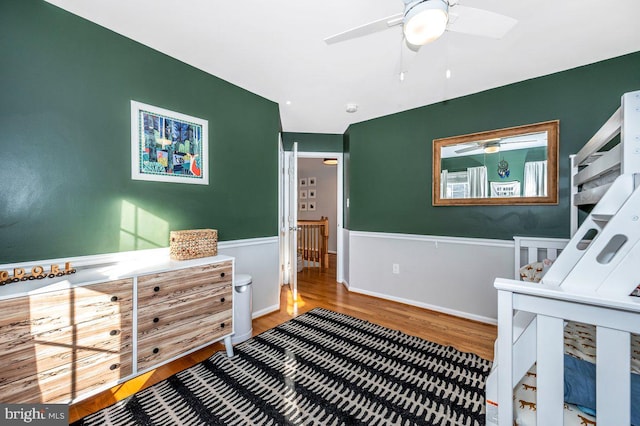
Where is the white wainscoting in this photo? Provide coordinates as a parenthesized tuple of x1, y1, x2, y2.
(218, 236, 280, 318)
(349, 231, 514, 324)
(342, 228, 350, 287)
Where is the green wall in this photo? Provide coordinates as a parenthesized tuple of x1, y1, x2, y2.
(0, 1, 281, 263)
(345, 52, 640, 240)
(281, 132, 343, 152)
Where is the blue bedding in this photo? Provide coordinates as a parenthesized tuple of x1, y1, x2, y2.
(564, 354, 640, 425)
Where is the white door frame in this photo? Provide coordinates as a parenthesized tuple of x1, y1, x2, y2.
(281, 151, 344, 283)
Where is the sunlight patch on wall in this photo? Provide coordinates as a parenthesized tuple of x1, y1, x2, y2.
(119, 200, 169, 251)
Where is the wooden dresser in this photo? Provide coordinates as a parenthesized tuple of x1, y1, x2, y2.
(0, 251, 234, 404)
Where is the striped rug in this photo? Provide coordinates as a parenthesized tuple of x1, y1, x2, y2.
(75, 308, 492, 426)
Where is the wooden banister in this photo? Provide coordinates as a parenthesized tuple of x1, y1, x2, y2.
(297, 217, 329, 269)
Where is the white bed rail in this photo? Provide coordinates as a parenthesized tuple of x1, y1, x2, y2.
(496, 279, 640, 425)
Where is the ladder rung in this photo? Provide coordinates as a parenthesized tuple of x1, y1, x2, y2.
(591, 213, 613, 222)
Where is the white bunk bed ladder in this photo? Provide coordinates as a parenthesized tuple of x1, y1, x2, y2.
(544, 90, 640, 290)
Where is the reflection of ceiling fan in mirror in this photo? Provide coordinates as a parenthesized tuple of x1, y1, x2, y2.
(454, 137, 538, 155)
(324, 0, 518, 48)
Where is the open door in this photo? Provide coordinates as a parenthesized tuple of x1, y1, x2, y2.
(288, 142, 298, 300)
(280, 141, 298, 299)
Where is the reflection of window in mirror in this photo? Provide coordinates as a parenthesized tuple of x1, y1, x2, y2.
(442, 170, 470, 198)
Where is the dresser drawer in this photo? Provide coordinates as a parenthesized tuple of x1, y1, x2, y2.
(137, 262, 232, 306)
(137, 310, 232, 371)
(0, 348, 133, 404)
(0, 312, 132, 387)
(0, 278, 133, 346)
(138, 285, 231, 334)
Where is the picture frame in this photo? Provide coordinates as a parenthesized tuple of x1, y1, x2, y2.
(131, 100, 208, 185)
(300, 190, 308, 199)
(308, 202, 316, 211)
(308, 177, 317, 186)
(299, 178, 307, 187)
(300, 202, 307, 211)
(308, 189, 316, 199)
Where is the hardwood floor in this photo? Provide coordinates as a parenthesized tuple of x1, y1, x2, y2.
(69, 254, 496, 423)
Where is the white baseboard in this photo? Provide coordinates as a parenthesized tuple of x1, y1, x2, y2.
(349, 286, 497, 325)
(252, 304, 280, 319)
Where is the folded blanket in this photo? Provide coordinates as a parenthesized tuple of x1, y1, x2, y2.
(564, 354, 640, 425)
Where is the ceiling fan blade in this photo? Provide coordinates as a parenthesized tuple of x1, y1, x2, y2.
(455, 144, 482, 154)
(447, 5, 517, 39)
(502, 139, 538, 145)
(324, 13, 403, 45)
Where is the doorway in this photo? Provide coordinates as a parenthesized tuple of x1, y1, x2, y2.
(280, 150, 344, 290)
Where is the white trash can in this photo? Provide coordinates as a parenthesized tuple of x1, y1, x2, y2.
(231, 274, 252, 344)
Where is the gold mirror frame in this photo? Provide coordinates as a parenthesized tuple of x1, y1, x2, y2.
(433, 120, 559, 206)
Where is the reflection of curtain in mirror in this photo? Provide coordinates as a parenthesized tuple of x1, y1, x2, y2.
(440, 170, 448, 198)
(524, 160, 547, 196)
(467, 166, 487, 198)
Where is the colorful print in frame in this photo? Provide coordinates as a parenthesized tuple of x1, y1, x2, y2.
(131, 100, 209, 185)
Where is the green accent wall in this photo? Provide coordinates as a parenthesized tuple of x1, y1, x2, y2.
(345, 52, 640, 240)
(0, 1, 280, 263)
(281, 132, 343, 152)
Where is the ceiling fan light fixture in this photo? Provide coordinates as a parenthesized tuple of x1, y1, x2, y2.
(484, 145, 500, 154)
(403, 0, 449, 46)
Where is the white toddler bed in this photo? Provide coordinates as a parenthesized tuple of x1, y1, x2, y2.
(488, 89, 640, 425)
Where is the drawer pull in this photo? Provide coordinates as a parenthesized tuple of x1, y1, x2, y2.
(153, 317, 159, 323)
(220, 323, 226, 329)
(220, 272, 225, 278)
(110, 296, 118, 302)
(220, 297, 225, 303)
(153, 348, 159, 354)
(109, 330, 120, 336)
(154, 286, 160, 292)
(109, 363, 120, 371)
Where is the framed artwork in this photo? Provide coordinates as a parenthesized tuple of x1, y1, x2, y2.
(308, 177, 317, 186)
(299, 178, 307, 187)
(300, 202, 307, 211)
(308, 202, 316, 211)
(308, 189, 316, 198)
(300, 190, 308, 199)
(131, 100, 208, 185)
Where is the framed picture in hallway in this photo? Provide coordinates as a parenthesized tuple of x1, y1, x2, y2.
(300, 202, 307, 211)
(300, 190, 308, 199)
(131, 100, 209, 185)
(308, 202, 316, 211)
(308, 177, 316, 186)
(308, 189, 316, 198)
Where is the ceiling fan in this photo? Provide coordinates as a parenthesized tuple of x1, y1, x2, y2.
(455, 137, 538, 155)
(324, 0, 517, 48)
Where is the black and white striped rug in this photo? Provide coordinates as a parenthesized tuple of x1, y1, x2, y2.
(76, 308, 492, 425)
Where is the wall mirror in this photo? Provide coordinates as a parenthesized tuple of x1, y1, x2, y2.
(433, 120, 559, 206)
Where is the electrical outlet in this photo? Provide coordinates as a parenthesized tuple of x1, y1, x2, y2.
(392, 263, 400, 274)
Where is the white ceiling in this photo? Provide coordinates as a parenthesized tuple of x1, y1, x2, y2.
(46, 0, 640, 134)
